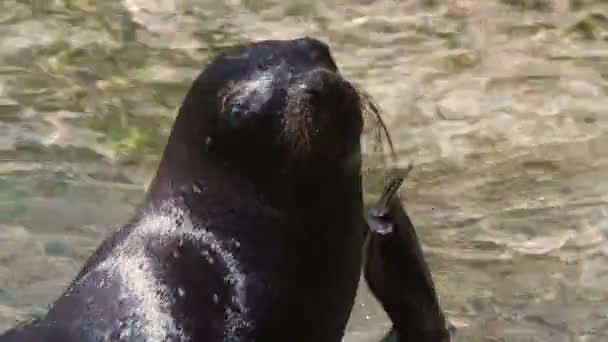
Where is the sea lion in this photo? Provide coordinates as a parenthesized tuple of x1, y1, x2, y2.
(364, 171, 453, 342)
(0, 37, 366, 342)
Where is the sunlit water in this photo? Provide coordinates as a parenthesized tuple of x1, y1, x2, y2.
(1, 0, 608, 341)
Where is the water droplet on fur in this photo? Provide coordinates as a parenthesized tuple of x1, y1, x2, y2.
(177, 287, 186, 297)
(172, 250, 180, 259)
(212, 294, 219, 304)
(205, 136, 213, 145)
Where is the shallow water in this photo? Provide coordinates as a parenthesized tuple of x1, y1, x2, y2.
(1, 0, 608, 341)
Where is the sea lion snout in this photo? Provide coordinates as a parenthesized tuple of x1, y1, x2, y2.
(295, 68, 336, 97)
(284, 67, 363, 161)
(290, 67, 358, 113)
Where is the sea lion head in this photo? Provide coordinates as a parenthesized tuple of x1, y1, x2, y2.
(151, 38, 366, 199)
(208, 38, 363, 170)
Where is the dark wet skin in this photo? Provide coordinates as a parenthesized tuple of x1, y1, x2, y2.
(364, 169, 453, 342)
(0, 38, 365, 342)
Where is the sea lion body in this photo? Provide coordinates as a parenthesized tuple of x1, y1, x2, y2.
(0, 38, 365, 342)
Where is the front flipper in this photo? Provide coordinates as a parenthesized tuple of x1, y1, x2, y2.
(364, 171, 452, 342)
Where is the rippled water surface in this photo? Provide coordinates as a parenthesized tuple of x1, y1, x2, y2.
(1, 0, 608, 341)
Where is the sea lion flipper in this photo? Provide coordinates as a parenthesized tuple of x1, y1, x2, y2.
(366, 177, 404, 235)
(365, 163, 413, 236)
(364, 172, 452, 342)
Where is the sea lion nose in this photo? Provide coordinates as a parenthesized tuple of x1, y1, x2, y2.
(290, 68, 360, 122)
(300, 69, 334, 99)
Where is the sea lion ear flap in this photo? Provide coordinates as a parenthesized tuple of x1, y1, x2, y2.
(363, 166, 453, 342)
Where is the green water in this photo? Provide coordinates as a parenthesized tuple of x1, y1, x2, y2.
(1, 0, 608, 340)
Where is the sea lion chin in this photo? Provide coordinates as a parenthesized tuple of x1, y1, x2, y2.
(0, 37, 368, 342)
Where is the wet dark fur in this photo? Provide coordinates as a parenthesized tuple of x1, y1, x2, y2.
(365, 175, 452, 342)
(0, 38, 366, 342)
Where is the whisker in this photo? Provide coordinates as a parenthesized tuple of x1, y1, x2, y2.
(357, 88, 397, 161)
